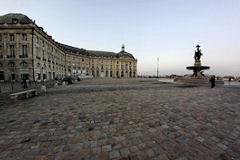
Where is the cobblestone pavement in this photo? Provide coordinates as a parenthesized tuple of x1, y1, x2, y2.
(0, 79, 240, 160)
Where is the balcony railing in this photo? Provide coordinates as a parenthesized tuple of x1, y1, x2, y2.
(19, 55, 28, 58)
(7, 55, 15, 58)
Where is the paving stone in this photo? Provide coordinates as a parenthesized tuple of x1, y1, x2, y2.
(120, 148, 130, 157)
(217, 143, 228, 150)
(196, 136, 205, 143)
(162, 124, 169, 129)
(102, 145, 112, 152)
(91, 147, 101, 155)
(0, 79, 240, 160)
(109, 150, 120, 159)
(130, 146, 139, 153)
(146, 149, 155, 158)
(175, 157, 188, 160)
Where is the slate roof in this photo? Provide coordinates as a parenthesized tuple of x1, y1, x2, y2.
(57, 43, 89, 56)
(0, 13, 32, 24)
(58, 42, 135, 59)
(117, 50, 135, 59)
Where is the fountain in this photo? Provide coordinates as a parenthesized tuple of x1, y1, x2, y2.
(174, 45, 224, 84)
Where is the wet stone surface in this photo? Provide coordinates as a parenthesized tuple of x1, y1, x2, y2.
(0, 79, 240, 160)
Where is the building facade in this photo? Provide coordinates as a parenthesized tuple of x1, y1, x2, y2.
(0, 13, 137, 82)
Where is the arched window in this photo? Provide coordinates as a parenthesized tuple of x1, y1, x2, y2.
(8, 61, 15, 67)
(20, 61, 28, 67)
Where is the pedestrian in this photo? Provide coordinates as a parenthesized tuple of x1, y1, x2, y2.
(23, 76, 28, 88)
(209, 75, 215, 88)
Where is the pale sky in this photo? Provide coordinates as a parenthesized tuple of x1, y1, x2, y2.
(1, 0, 240, 76)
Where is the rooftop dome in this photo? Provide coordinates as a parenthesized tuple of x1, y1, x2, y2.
(117, 45, 135, 59)
(0, 13, 32, 24)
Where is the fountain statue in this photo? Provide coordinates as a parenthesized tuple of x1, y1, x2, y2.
(186, 45, 210, 77)
(174, 45, 224, 84)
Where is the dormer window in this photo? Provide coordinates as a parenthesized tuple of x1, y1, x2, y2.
(12, 18, 18, 24)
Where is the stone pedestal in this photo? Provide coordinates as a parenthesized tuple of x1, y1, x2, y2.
(194, 61, 201, 66)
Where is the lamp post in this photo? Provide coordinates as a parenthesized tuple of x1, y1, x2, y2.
(157, 57, 159, 78)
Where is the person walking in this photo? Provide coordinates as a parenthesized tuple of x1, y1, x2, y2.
(23, 76, 28, 88)
(209, 75, 215, 88)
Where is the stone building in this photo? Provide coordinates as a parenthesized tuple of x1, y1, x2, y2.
(0, 13, 137, 82)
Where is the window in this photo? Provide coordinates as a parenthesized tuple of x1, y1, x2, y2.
(42, 40, 44, 47)
(82, 59, 84, 62)
(11, 74, 15, 81)
(48, 72, 51, 80)
(10, 34, 14, 41)
(36, 37, 39, 44)
(9, 45, 15, 57)
(0, 71, 4, 81)
(43, 73, 46, 80)
(9, 61, 15, 67)
(43, 51, 45, 59)
(0, 34, 2, 41)
(12, 18, 18, 24)
(37, 73, 41, 80)
(0, 45, 2, 58)
(36, 47, 39, 57)
(22, 34, 27, 41)
(22, 45, 27, 57)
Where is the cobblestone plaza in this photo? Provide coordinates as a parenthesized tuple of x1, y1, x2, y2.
(0, 79, 240, 160)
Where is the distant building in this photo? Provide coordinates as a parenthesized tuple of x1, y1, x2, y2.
(0, 13, 137, 82)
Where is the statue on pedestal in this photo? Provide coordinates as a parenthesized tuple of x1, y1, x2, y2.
(194, 45, 202, 61)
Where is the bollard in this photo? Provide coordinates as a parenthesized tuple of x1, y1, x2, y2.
(41, 85, 46, 95)
(10, 95, 17, 102)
